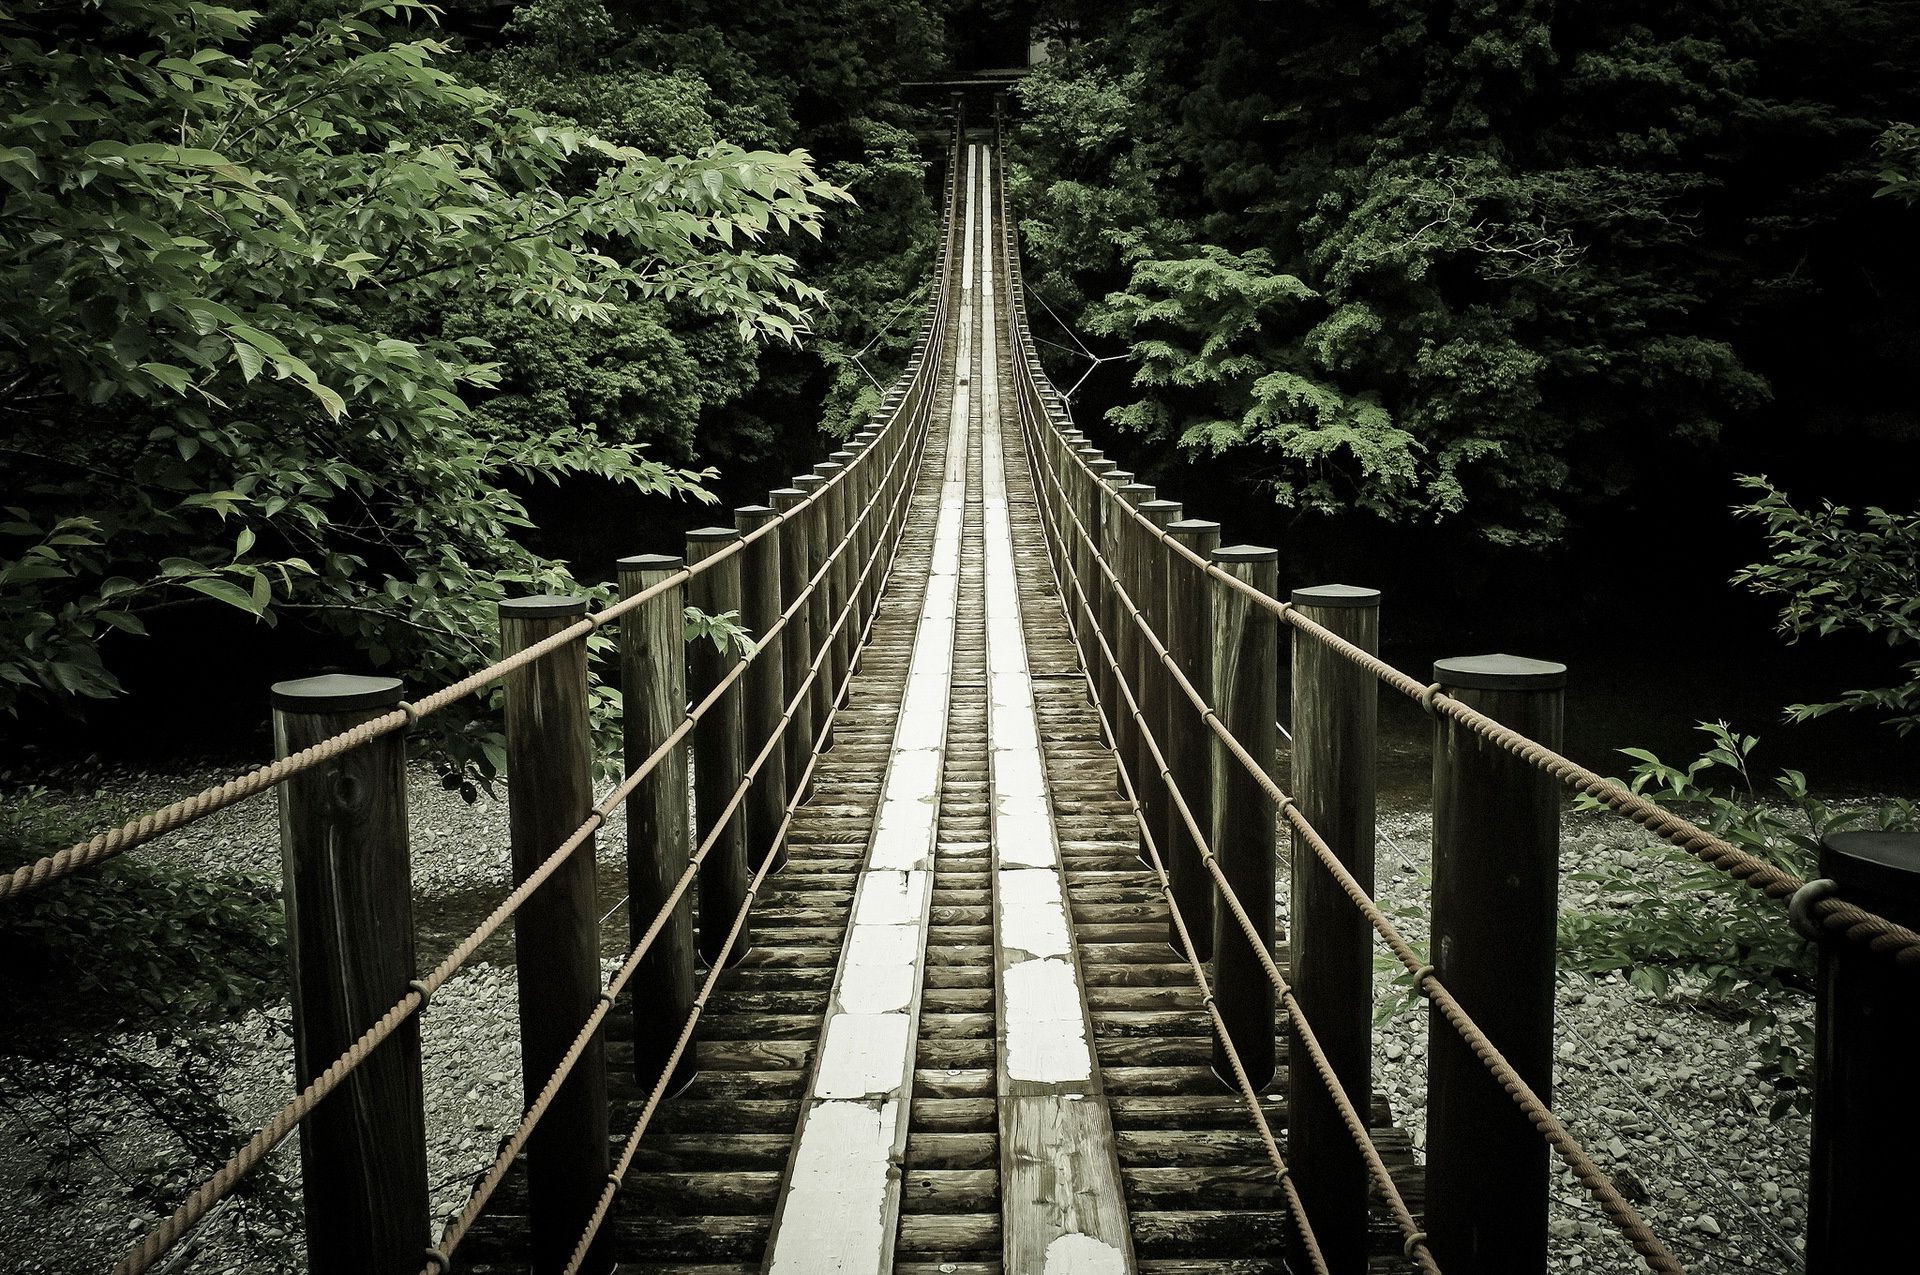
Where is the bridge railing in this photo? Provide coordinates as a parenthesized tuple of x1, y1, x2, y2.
(991, 110, 1917, 1274)
(3, 107, 977, 1275)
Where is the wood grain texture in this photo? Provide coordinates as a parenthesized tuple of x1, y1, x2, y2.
(500, 598, 612, 1275)
(272, 677, 429, 1275)
(1207, 549, 1280, 1091)
(736, 505, 790, 872)
(1287, 587, 1380, 1274)
(618, 556, 697, 1097)
(688, 529, 749, 968)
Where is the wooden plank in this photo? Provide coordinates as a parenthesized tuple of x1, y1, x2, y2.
(975, 145, 1134, 1275)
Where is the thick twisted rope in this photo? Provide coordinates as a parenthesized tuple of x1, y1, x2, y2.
(427, 336, 936, 1273)
(3, 261, 958, 909)
(1021, 409, 1437, 1273)
(1000, 211, 1685, 1268)
(113, 291, 945, 1275)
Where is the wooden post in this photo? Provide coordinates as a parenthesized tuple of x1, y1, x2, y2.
(852, 430, 882, 635)
(1095, 464, 1127, 748)
(1808, 832, 1920, 1273)
(1427, 654, 1565, 1274)
(687, 527, 749, 967)
(735, 504, 788, 873)
(831, 447, 861, 665)
(498, 596, 612, 1275)
(794, 472, 834, 752)
(1136, 497, 1180, 866)
(1208, 546, 1280, 1090)
(1165, 521, 1220, 959)
(770, 488, 815, 803)
(616, 556, 697, 1097)
(271, 674, 428, 1275)
(812, 461, 850, 737)
(1115, 481, 1153, 807)
(1287, 585, 1380, 1275)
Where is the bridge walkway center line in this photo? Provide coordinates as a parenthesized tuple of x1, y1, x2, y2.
(761, 142, 978, 1275)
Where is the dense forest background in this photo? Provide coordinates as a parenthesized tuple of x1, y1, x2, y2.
(1, 0, 951, 777)
(4, 0, 1918, 782)
(1007, 0, 1920, 780)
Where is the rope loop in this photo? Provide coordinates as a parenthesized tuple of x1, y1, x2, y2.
(1411, 964, 1436, 996)
(1789, 878, 1841, 943)
(422, 1247, 452, 1274)
(407, 978, 433, 1010)
(1401, 1231, 1429, 1262)
(1417, 683, 1444, 718)
(397, 700, 421, 725)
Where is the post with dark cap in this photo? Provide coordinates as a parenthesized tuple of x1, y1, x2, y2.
(1808, 831, 1920, 1273)
(736, 504, 788, 872)
(1426, 653, 1565, 1274)
(498, 595, 611, 1275)
(770, 488, 815, 803)
(794, 472, 834, 753)
(1288, 584, 1380, 1274)
(1166, 520, 1220, 958)
(617, 555, 697, 1096)
(272, 674, 429, 1275)
(1209, 544, 1281, 1088)
(687, 526, 749, 966)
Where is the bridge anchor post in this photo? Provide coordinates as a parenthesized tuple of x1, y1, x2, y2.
(499, 595, 613, 1275)
(271, 673, 429, 1275)
(1288, 585, 1381, 1275)
(1209, 544, 1281, 1090)
(1808, 831, 1920, 1273)
(1426, 653, 1566, 1275)
(618, 555, 699, 1098)
(793, 472, 834, 754)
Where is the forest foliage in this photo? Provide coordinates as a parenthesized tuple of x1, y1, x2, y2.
(1010, 0, 1920, 551)
(0, 0, 945, 773)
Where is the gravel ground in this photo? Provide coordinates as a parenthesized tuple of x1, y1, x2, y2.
(3, 759, 1820, 1274)
(1365, 804, 1811, 1275)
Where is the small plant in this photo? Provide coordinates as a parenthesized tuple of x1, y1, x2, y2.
(1560, 722, 1915, 1119)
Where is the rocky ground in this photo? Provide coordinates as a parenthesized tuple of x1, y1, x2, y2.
(0, 758, 1819, 1274)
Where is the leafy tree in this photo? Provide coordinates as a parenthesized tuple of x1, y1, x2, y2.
(0, 0, 847, 777)
(1011, 0, 1920, 547)
(1733, 476, 1920, 734)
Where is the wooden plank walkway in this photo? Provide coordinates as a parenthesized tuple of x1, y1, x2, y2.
(460, 136, 1419, 1275)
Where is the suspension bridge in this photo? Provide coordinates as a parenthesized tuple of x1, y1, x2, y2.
(7, 112, 1919, 1275)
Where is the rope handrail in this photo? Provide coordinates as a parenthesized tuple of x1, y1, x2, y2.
(1010, 357, 1684, 1273)
(109, 291, 948, 1275)
(0, 249, 957, 909)
(990, 156, 1683, 1263)
(422, 327, 937, 1271)
(987, 171, 1920, 972)
(1019, 401, 1438, 1273)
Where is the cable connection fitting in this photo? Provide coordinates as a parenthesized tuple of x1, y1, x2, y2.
(407, 979, 433, 1010)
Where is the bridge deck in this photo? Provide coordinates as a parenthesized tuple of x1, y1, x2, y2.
(461, 140, 1418, 1275)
